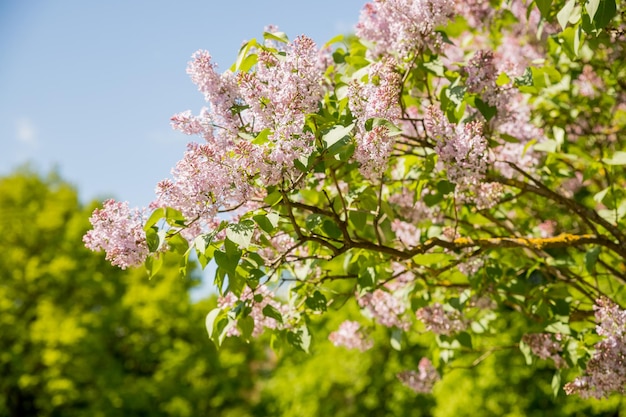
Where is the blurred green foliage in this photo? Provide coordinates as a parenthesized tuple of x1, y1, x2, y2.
(0, 169, 267, 417)
(1, 169, 623, 416)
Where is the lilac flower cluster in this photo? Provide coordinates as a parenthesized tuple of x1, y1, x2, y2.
(328, 320, 374, 351)
(391, 219, 421, 248)
(521, 333, 567, 369)
(465, 50, 497, 95)
(397, 357, 440, 393)
(574, 65, 603, 99)
(217, 285, 288, 338)
(154, 141, 254, 228)
(83, 199, 149, 269)
(449, 28, 545, 181)
(387, 186, 441, 224)
(416, 303, 467, 335)
(185, 50, 241, 135)
(426, 107, 487, 186)
(426, 107, 501, 208)
(358, 289, 411, 330)
(454, 0, 494, 28)
(348, 59, 402, 179)
(238, 36, 323, 182)
(356, 0, 455, 59)
(565, 298, 626, 398)
(181, 34, 324, 169)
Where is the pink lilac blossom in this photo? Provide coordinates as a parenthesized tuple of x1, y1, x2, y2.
(186, 50, 243, 135)
(397, 357, 440, 394)
(154, 142, 252, 226)
(217, 285, 288, 338)
(387, 262, 417, 292)
(574, 65, 603, 98)
(239, 36, 323, 140)
(388, 186, 441, 224)
(356, 0, 455, 59)
(238, 36, 323, 172)
(416, 302, 467, 335)
(452, 33, 544, 181)
(537, 220, 557, 238)
(257, 233, 298, 265)
(170, 109, 207, 136)
(454, 0, 494, 28)
(348, 59, 402, 179)
(492, 142, 540, 179)
(456, 255, 485, 276)
(83, 199, 149, 269)
(358, 289, 411, 330)
(565, 298, 626, 398)
(426, 107, 496, 206)
(521, 333, 568, 369)
(465, 50, 497, 95)
(328, 320, 374, 351)
(391, 219, 421, 248)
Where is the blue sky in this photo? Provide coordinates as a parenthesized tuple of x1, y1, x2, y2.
(0, 0, 366, 208)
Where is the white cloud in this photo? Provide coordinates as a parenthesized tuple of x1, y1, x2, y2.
(334, 19, 357, 35)
(16, 117, 38, 146)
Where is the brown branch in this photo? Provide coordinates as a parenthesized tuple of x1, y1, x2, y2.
(492, 170, 626, 247)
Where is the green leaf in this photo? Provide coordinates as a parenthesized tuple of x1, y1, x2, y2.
(551, 371, 561, 398)
(264, 189, 283, 206)
(165, 207, 186, 227)
(475, 98, 497, 121)
(602, 151, 626, 165)
(231, 38, 258, 72)
(144, 207, 165, 230)
(357, 265, 377, 292)
(253, 212, 279, 234)
(390, 329, 403, 351)
(591, 0, 616, 29)
(205, 308, 222, 341)
(423, 59, 445, 76)
(561, 25, 582, 58)
(322, 219, 342, 239)
(226, 220, 255, 249)
(593, 187, 609, 204)
(557, 0, 576, 30)
(194, 233, 216, 269)
(263, 31, 289, 44)
(585, 247, 601, 274)
(519, 339, 534, 365)
(304, 291, 327, 312)
(214, 242, 242, 288)
(322, 123, 354, 151)
(514, 67, 533, 87)
(205, 308, 236, 347)
(545, 321, 571, 335)
(348, 210, 367, 230)
(457, 332, 473, 349)
(305, 213, 324, 231)
(168, 232, 189, 255)
(446, 85, 466, 106)
(535, 0, 553, 18)
(586, 0, 601, 19)
(262, 304, 284, 323)
(496, 72, 511, 87)
(287, 325, 312, 353)
(145, 227, 161, 252)
(145, 255, 163, 279)
(534, 139, 558, 153)
(238, 315, 255, 341)
(436, 180, 455, 195)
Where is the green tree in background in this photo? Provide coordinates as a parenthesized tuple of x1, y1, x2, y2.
(0, 170, 268, 417)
